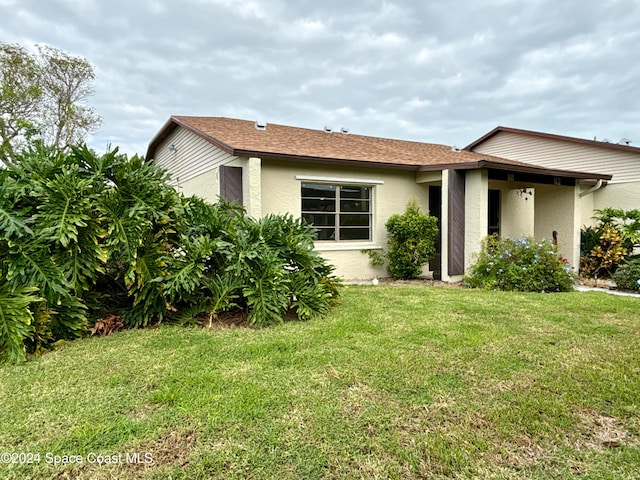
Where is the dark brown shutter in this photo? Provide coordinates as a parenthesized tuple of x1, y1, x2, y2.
(220, 166, 243, 204)
(448, 170, 465, 276)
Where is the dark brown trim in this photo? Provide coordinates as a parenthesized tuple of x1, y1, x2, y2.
(145, 117, 179, 159)
(464, 126, 640, 155)
(448, 170, 465, 276)
(417, 160, 611, 181)
(171, 117, 236, 156)
(241, 151, 419, 170)
(145, 116, 236, 160)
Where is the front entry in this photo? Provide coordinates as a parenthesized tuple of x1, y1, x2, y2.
(428, 186, 442, 280)
(488, 189, 500, 236)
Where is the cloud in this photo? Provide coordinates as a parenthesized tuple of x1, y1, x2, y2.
(0, 0, 639, 155)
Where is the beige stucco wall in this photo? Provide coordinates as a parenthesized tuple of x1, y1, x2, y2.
(261, 159, 431, 280)
(499, 186, 535, 238)
(534, 184, 581, 269)
(464, 170, 488, 272)
(593, 182, 640, 215)
(580, 185, 596, 227)
(179, 168, 220, 203)
(226, 156, 262, 218)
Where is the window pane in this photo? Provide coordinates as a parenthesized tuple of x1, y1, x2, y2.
(301, 182, 373, 242)
(340, 199, 370, 212)
(340, 214, 370, 226)
(314, 228, 336, 241)
(340, 228, 370, 240)
(302, 183, 336, 198)
(303, 213, 336, 226)
(340, 185, 370, 199)
(302, 198, 336, 212)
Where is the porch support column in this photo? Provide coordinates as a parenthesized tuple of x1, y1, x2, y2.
(534, 182, 581, 270)
(464, 169, 489, 272)
(246, 157, 262, 218)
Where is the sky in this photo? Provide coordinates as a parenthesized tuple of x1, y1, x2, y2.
(1, 0, 639, 157)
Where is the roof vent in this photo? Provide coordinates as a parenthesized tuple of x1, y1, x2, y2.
(340, 127, 350, 134)
(324, 125, 333, 133)
(602, 138, 611, 143)
(451, 146, 461, 152)
(255, 120, 267, 131)
(619, 138, 633, 145)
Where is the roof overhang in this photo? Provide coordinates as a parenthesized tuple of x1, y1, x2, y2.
(418, 159, 612, 182)
(146, 117, 612, 183)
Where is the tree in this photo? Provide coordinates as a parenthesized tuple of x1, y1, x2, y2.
(0, 43, 101, 163)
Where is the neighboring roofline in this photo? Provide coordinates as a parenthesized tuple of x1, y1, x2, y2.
(419, 159, 612, 181)
(464, 126, 640, 154)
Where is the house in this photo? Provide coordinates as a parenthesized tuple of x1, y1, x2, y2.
(466, 126, 640, 227)
(146, 116, 611, 281)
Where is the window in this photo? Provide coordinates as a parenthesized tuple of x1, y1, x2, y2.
(301, 183, 372, 241)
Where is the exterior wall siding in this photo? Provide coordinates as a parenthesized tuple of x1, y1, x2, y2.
(473, 132, 640, 184)
(152, 127, 235, 186)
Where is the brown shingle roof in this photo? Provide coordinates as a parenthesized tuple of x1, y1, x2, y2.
(146, 116, 612, 180)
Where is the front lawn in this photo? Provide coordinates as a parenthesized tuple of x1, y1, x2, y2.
(1, 286, 639, 479)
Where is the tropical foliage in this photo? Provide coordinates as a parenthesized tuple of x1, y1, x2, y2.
(0, 145, 339, 363)
(465, 236, 576, 292)
(580, 208, 640, 278)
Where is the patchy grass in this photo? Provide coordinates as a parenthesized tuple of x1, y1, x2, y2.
(1, 286, 640, 479)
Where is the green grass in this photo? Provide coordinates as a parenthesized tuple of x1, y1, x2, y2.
(1, 286, 640, 479)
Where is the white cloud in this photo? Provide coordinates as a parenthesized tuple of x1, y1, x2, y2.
(1, 0, 639, 155)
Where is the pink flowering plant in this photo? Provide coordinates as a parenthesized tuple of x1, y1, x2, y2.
(464, 236, 576, 292)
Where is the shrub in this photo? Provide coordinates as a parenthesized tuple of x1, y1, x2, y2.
(580, 225, 626, 278)
(385, 198, 439, 279)
(0, 145, 340, 363)
(593, 208, 640, 251)
(581, 208, 640, 278)
(165, 207, 340, 327)
(612, 258, 640, 292)
(465, 236, 576, 292)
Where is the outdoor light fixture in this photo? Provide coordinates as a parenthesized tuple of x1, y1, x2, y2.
(517, 187, 533, 200)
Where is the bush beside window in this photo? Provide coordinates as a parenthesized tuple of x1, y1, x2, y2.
(465, 236, 576, 292)
(385, 198, 439, 279)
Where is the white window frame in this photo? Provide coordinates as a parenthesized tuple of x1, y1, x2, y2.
(300, 180, 376, 242)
